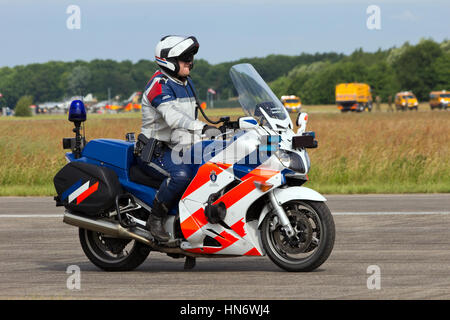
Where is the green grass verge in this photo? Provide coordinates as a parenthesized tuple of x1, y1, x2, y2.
(2, 181, 448, 197)
(305, 182, 450, 194)
(0, 185, 57, 196)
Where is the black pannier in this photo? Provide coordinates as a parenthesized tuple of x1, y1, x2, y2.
(54, 162, 123, 216)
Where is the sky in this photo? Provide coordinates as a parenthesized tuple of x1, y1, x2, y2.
(0, 0, 449, 67)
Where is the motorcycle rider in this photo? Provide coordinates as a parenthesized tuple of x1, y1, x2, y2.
(138, 35, 214, 242)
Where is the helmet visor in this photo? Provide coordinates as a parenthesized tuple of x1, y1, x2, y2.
(178, 53, 194, 63)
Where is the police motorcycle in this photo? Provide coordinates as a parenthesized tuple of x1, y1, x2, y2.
(54, 63, 335, 272)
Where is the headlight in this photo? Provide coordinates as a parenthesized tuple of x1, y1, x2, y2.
(275, 150, 306, 173)
(276, 149, 291, 167)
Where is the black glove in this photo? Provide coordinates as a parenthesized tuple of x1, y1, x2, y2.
(202, 125, 222, 140)
(202, 125, 216, 134)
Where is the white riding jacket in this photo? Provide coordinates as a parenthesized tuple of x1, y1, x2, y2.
(141, 70, 205, 148)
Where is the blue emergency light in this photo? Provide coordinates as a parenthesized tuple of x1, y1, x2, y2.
(68, 100, 86, 123)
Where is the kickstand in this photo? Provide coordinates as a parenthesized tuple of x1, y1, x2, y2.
(184, 256, 196, 270)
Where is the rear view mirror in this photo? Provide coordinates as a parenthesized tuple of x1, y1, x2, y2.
(296, 112, 308, 134)
(239, 117, 258, 129)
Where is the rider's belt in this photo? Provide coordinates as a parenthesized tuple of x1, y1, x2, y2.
(134, 134, 165, 163)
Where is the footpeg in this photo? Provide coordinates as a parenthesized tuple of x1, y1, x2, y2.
(130, 226, 154, 241)
(164, 238, 181, 248)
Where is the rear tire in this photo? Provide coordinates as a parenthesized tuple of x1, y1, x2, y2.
(79, 228, 151, 271)
(261, 201, 335, 272)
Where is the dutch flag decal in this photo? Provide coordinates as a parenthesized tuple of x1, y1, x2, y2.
(62, 179, 99, 205)
(155, 56, 167, 65)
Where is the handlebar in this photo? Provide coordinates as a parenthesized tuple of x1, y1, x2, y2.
(196, 106, 240, 133)
(218, 120, 240, 133)
(196, 106, 228, 124)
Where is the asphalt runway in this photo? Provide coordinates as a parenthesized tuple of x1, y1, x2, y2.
(0, 194, 449, 300)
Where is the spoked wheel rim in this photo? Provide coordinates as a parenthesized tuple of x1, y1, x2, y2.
(265, 201, 323, 265)
(84, 229, 137, 264)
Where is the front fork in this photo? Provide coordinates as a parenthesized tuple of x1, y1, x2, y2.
(268, 190, 295, 237)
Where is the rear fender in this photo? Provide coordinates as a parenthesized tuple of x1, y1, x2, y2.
(257, 186, 327, 228)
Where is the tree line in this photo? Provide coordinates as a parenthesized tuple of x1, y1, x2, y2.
(270, 39, 449, 104)
(0, 38, 448, 110)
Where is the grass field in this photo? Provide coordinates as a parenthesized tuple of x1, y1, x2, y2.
(0, 105, 449, 196)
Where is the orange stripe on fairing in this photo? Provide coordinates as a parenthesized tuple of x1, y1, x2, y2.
(76, 182, 99, 204)
(231, 218, 246, 238)
(213, 176, 256, 208)
(181, 179, 255, 239)
(181, 163, 223, 200)
(181, 166, 279, 254)
(181, 208, 209, 240)
(244, 248, 262, 256)
(240, 168, 279, 182)
(181, 177, 258, 241)
(215, 169, 279, 209)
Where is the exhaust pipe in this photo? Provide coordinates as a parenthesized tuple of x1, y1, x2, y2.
(63, 211, 191, 255)
(63, 211, 154, 246)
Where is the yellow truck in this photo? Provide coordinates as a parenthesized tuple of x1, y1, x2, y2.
(429, 90, 449, 110)
(395, 91, 418, 111)
(281, 95, 302, 113)
(335, 83, 372, 112)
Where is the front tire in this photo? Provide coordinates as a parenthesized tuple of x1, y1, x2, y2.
(261, 201, 335, 272)
(79, 228, 151, 271)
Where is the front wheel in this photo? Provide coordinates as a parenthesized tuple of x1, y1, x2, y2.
(261, 200, 335, 272)
(79, 228, 151, 271)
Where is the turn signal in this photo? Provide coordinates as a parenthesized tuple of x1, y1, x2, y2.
(253, 181, 273, 192)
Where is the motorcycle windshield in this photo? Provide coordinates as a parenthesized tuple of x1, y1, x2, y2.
(230, 64, 290, 128)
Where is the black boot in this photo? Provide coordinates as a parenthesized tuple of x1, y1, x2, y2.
(146, 198, 170, 242)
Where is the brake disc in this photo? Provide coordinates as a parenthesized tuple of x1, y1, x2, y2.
(273, 212, 313, 254)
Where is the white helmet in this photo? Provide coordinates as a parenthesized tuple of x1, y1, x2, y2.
(155, 35, 199, 76)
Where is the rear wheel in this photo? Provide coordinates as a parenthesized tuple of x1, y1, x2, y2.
(79, 228, 151, 271)
(261, 200, 335, 272)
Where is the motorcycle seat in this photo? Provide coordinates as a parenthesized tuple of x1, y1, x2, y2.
(129, 165, 163, 189)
